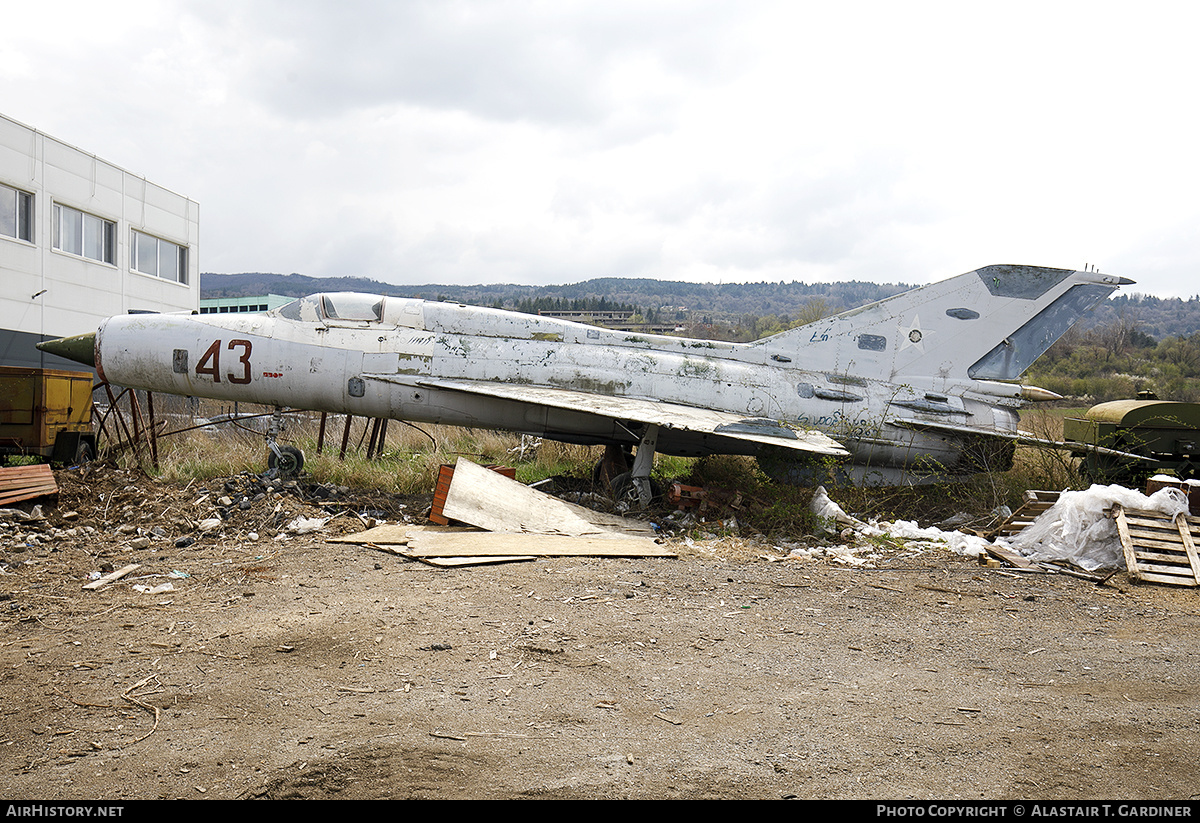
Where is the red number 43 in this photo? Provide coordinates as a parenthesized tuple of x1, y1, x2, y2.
(195, 339, 253, 384)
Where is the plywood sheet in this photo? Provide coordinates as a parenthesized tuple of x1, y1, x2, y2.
(441, 457, 655, 538)
(406, 530, 672, 558)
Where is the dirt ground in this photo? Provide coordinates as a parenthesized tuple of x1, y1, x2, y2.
(2, 465, 1199, 800)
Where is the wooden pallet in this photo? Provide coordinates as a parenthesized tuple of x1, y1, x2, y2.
(989, 490, 1062, 540)
(1111, 504, 1200, 587)
(0, 463, 58, 506)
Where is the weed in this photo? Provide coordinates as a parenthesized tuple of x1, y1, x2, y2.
(101, 399, 1097, 540)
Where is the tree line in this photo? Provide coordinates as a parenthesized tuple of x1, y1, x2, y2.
(1027, 318, 1200, 403)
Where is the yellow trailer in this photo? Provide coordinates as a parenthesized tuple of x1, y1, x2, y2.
(0, 366, 96, 464)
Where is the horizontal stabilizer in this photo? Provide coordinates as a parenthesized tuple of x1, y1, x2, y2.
(891, 418, 1155, 462)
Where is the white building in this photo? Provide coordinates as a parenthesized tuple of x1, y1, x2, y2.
(0, 113, 199, 371)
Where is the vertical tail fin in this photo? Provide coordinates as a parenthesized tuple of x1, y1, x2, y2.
(759, 265, 1130, 382)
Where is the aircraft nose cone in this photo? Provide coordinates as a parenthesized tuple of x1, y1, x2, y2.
(37, 332, 96, 367)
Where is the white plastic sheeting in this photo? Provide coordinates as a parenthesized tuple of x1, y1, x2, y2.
(802, 486, 997, 568)
(803, 483, 1191, 573)
(1009, 484, 1189, 571)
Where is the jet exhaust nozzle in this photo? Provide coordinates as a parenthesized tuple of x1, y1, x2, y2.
(36, 332, 97, 368)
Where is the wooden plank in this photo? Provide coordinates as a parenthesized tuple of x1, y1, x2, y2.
(0, 464, 55, 479)
(1122, 534, 1191, 553)
(1130, 560, 1197, 579)
(1177, 514, 1200, 584)
(988, 491, 1061, 539)
(984, 542, 1043, 570)
(0, 479, 57, 492)
(330, 523, 481, 544)
(0, 485, 57, 506)
(441, 457, 655, 538)
(406, 530, 673, 558)
(1124, 519, 1184, 534)
(1113, 506, 1200, 586)
(0, 480, 58, 494)
(1133, 549, 1193, 564)
(0, 464, 57, 506)
(1137, 570, 1198, 586)
(409, 554, 538, 567)
(0, 481, 57, 496)
(330, 524, 414, 544)
(1112, 505, 1143, 580)
(1125, 521, 1186, 537)
(82, 564, 140, 590)
(0, 465, 55, 484)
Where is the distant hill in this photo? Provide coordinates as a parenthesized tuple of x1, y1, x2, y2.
(1091, 292, 1200, 341)
(201, 272, 912, 325)
(200, 272, 1200, 341)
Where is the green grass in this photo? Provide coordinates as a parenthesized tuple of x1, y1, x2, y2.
(104, 402, 1099, 538)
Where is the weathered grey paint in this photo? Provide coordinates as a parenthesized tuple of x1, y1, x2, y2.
(43, 266, 1132, 485)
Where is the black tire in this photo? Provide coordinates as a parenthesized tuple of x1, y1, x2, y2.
(592, 448, 633, 486)
(74, 439, 94, 464)
(268, 445, 305, 477)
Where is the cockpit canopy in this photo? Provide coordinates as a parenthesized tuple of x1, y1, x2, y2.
(273, 293, 384, 324)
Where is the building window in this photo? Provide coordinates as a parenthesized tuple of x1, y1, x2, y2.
(1, 183, 33, 242)
(53, 203, 115, 264)
(131, 229, 188, 284)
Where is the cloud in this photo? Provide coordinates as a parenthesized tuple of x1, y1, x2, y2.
(5, 0, 1200, 292)
(189, 0, 746, 127)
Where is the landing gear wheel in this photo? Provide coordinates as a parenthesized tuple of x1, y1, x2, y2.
(268, 445, 305, 478)
(74, 440, 94, 464)
(609, 472, 662, 508)
(592, 445, 633, 487)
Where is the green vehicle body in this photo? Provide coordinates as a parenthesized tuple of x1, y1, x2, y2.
(1063, 399, 1200, 483)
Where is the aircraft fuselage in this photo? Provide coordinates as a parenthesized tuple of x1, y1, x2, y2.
(46, 265, 1131, 485)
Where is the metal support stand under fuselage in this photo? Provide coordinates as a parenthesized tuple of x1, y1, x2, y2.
(266, 406, 286, 464)
(629, 424, 659, 507)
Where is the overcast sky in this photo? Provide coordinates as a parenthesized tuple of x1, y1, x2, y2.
(7, 0, 1199, 297)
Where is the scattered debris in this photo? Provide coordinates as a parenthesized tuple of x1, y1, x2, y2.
(666, 482, 744, 513)
(803, 479, 1200, 586)
(132, 582, 176, 594)
(802, 486, 996, 567)
(337, 463, 672, 561)
(330, 524, 416, 544)
(408, 554, 535, 568)
(286, 516, 329, 535)
(810, 486, 870, 533)
(1146, 474, 1200, 515)
(120, 674, 163, 746)
(82, 563, 140, 590)
(981, 542, 1044, 572)
(0, 504, 45, 522)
